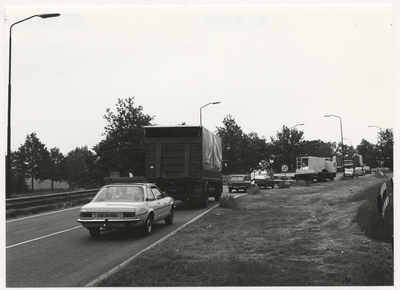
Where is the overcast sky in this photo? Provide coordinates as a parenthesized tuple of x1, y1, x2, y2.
(2, 2, 397, 155)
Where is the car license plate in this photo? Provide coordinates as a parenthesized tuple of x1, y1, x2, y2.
(96, 213, 119, 218)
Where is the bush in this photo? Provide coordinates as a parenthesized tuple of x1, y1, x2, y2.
(278, 181, 291, 188)
(219, 194, 237, 209)
(353, 179, 393, 243)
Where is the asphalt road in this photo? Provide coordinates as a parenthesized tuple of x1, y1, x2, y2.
(6, 199, 219, 287)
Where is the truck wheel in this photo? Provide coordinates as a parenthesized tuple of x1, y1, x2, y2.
(88, 227, 101, 237)
(199, 183, 209, 208)
(142, 215, 153, 236)
(214, 182, 222, 201)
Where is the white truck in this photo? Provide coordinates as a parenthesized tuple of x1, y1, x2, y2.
(295, 156, 337, 183)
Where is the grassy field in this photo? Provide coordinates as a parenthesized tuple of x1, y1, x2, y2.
(96, 173, 393, 286)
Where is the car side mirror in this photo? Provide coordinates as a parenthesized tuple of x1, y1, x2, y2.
(162, 191, 168, 197)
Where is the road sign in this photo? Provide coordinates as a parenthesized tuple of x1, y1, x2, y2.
(281, 165, 288, 172)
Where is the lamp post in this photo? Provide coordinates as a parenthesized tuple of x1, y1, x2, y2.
(290, 123, 305, 129)
(200, 102, 220, 126)
(324, 115, 344, 176)
(368, 125, 383, 131)
(6, 13, 60, 198)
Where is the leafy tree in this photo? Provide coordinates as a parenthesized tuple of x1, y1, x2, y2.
(216, 115, 246, 174)
(301, 140, 335, 157)
(356, 139, 378, 167)
(242, 132, 271, 172)
(10, 151, 29, 194)
(92, 97, 154, 183)
(13, 133, 51, 191)
(269, 126, 304, 172)
(376, 128, 393, 170)
(62, 146, 93, 190)
(48, 148, 65, 192)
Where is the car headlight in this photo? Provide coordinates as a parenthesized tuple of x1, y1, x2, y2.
(80, 212, 94, 218)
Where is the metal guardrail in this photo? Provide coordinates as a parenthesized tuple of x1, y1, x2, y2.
(6, 189, 100, 210)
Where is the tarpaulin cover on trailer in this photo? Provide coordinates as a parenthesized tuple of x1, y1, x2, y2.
(202, 127, 222, 172)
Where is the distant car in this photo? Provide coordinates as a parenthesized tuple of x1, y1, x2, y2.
(363, 165, 371, 174)
(77, 183, 174, 237)
(254, 173, 275, 189)
(355, 167, 365, 176)
(344, 167, 359, 178)
(228, 175, 250, 193)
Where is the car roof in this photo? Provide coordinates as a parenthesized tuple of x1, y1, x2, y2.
(103, 183, 156, 187)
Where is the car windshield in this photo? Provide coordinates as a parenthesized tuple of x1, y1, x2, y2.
(231, 176, 244, 181)
(92, 186, 144, 202)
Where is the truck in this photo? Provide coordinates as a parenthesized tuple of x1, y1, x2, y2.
(295, 156, 337, 183)
(342, 154, 363, 178)
(144, 125, 223, 208)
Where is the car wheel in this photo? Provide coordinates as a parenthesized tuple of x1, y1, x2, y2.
(142, 215, 153, 236)
(88, 227, 100, 237)
(165, 208, 174, 225)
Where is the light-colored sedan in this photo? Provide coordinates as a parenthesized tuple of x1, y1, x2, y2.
(77, 183, 174, 237)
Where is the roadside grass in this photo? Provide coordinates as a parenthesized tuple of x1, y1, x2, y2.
(97, 175, 393, 287)
(350, 178, 393, 243)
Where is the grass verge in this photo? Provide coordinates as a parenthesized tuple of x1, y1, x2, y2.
(97, 174, 393, 287)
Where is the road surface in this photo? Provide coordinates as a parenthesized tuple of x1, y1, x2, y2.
(6, 199, 219, 287)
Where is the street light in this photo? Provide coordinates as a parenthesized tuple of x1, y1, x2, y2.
(6, 13, 60, 198)
(200, 102, 220, 126)
(368, 125, 383, 131)
(291, 123, 305, 129)
(324, 115, 345, 176)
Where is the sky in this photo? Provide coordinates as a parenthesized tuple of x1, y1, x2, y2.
(1, 1, 397, 157)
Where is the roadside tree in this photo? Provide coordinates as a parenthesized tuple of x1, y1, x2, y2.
(376, 128, 393, 170)
(357, 139, 379, 168)
(242, 132, 271, 172)
(62, 146, 93, 190)
(216, 115, 247, 174)
(48, 147, 65, 192)
(13, 133, 52, 192)
(269, 125, 304, 172)
(91, 97, 154, 183)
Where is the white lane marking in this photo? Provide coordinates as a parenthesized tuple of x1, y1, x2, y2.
(86, 203, 220, 287)
(6, 206, 81, 223)
(6, 226, 82, 249)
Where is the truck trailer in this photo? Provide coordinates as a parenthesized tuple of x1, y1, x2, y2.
(295, 156, 337, 183)
(144, 125, 223, 208)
